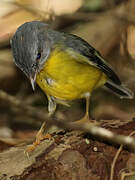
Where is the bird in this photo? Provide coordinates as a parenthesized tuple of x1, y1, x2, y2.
(11, 21, 134, 151)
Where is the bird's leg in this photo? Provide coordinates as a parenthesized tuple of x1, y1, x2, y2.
(25, 97, 56, 153)
(83, 94, 90, 122)
(73, 94, 91, 125)
(25, 121, 52, 153)
(73, 93, 100, 126)
(34, 122, 52, 145)
(34, 97, 56, 142)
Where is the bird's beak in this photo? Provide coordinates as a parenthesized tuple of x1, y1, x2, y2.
(30, 73, 37, 91)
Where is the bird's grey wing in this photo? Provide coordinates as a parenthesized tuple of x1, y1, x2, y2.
(63, 33, 121, 85)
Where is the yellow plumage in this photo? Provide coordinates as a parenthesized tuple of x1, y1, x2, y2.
(36, 47, 107, 101)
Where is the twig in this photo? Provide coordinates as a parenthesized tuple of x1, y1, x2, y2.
(0, 90, 48, 124)
(1, 90, 135, 152)
(121, 171, 135, 180)
(51, 118, 135, 152)
(110, 131, 135, 180)
(110, 145, 123, 180)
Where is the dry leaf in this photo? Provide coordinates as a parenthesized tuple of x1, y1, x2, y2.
(0, 0, 17, 18)
(16, 0, 83, 16)
(0, 9, 39, 46)
(0, 0, 83, 46)
(127, 25, 135, 59)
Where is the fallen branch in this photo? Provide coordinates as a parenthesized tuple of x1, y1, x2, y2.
(0, 90, 135, 152)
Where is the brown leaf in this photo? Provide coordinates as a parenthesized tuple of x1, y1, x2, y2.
(16, 0, 83, 16)
(127, 25, 135, 59)
(0, 9, 39, 46)
(0, 1, 17, 17)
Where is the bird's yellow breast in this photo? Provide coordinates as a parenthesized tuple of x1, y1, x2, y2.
(36, 47, 107, 100)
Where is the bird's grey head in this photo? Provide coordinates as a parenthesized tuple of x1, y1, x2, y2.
(11, 21, 51, 90)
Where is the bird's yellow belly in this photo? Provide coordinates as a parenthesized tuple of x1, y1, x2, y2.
(36, 49, 107, 100)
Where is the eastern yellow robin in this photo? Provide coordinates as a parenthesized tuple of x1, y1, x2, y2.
(11, 21, 134, 151)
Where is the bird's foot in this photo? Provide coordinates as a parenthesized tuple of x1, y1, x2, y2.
(73, 114, 99, 126)
(25, 133, 52, 153)
(24, 122, 52, 157)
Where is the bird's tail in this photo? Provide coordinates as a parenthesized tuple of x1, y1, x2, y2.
(104, 81, 134, 99)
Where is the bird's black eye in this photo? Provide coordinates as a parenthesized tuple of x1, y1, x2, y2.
(36, 52, 41, 60)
